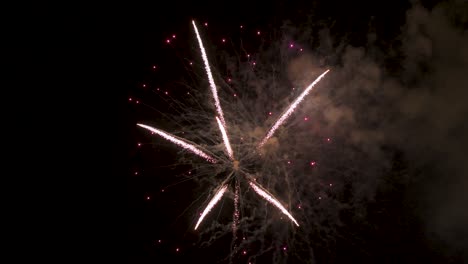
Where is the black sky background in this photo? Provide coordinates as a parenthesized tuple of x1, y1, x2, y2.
(125, 0, 467, 263)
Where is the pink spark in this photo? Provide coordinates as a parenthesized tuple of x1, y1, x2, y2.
(222, 38, 226, 43)
(204, 22, 208, 26)
(129, 98, 132, 101)
(136, 100, 139, 104)
(166, 39, 170, 44)
(257, 31, 260, 35)
(142, 84, 146, 87)
(310, 161, 316, 166)
(172, 34, 176, 38)
(290, 44, 294, 48)
(176, 248, 179, 252)
(137, 143, 141, 147)
(152, 65, 156, 69)
(300, 48, 303, 52)
(134, 172, 138, 175)
(304, 117, 309, 121)
(326, 138, 331, 142)
(147, 196, 150, 200)
(233, 93, 237, 97)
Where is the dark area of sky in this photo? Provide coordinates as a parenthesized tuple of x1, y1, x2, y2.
(126, 0, 466, 263)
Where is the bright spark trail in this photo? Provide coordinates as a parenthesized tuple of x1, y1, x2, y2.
(216, 116, 234, 160)
(258, 69, 330, 148)
(195, 184, 228, 230)
(249, 181, 300, 227)
(137, 123, 217, 163)
(192, 20, 226, 127)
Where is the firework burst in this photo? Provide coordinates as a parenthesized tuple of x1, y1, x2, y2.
(137, 20, 334, 263)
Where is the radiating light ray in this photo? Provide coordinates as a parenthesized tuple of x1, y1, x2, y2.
(216, 116, 234, 160)
(195, 184, 228, 230)
(249, 181, 299, 226)
(258, 69, 330, 148)
(192, 20, 226, 127)
(137, 123, 217, 163)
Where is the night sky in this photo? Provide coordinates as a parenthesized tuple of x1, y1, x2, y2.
(126, 1, 468, 263)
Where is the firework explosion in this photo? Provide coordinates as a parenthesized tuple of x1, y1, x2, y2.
(138, 20, 330, 231)
(136, 20, 337, 262)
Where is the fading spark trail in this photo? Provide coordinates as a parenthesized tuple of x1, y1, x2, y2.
(192, 20, 226, 127)
(137, 123, 217, 163)
(249, 181, 299, 227)
(195, 184, 228, 230)
(258, 69, 330, 148)
(216, 116, 234, 160)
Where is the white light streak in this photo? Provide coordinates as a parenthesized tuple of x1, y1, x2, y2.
(259, 69, 330, 148)
(249, 181, 299, 226)
(192, 20, 226, 126)
(195, 184, 228, 230)
(216, 116, 233, 160)
(137, 123, 217, 163)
